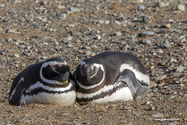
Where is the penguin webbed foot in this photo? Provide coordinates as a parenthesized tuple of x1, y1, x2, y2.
(117, 69, 150, 97)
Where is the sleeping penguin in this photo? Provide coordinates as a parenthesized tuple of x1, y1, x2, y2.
(9, 58, 76, 106)
(73, 51, 150, 104)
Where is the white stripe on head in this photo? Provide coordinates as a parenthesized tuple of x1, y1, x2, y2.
(40, 61, 67, 84)
(76, 63, 105, 90)
(120, 63, 150, 85)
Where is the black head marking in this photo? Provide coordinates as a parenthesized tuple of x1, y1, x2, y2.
(42, 58, 70, 83)
(76, 59, 104, 86)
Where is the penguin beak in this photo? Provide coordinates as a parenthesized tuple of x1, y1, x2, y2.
(81, 65, 96, 77)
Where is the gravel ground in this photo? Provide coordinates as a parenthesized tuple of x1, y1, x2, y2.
(0, 0, 187, 125)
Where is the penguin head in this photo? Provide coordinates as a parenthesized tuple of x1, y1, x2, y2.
(76, 59, 104, 86)
(41, 58, 70, 85)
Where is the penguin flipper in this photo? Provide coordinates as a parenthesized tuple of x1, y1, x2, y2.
(9, 80, 27, 105)
(117, 69, 150, 97)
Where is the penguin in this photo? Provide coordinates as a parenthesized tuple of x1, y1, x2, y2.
(9, 58, 76, 106)
(73, 51, 150, 104)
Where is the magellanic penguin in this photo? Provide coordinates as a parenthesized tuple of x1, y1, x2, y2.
(9, 58, 76, 106)
(74, 51, 150, 104)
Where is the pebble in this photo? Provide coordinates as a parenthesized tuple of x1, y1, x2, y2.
(142, 16, 152, 23)
(149, 107, 155, 111)
(105, 20, 110, 25)
(150, 81, 157, 88)
(59, 13, 66, 19)
(158, 82, 165, 87)
(179, 37, 187, 43)
(167, 123, 177, 125)
(176, 65, 184, 73)
(140, 38, 152, 45)
(155, 75, 167, 81)
(138, 31, 154, 37)
(177, 4, 185, 12)
(123, 106, 131, 110)
(160, 24, 171, 28)
(69, 7, 81, 12)
(157, 2, 166, 7)
(114, 32, 122, 36)
(96, 35, 101, 40)
(138, 5, 145, 10)
(162, 43, 171, 48)
(85, 50, 92, 56)
(152, 113, 164, 117)
(172, 73, 182, 77)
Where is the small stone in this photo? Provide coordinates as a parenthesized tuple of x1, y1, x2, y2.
(162, 43, 171, 48)
(150, 81, 157, 88)
(176, 66, 184, 72)
(138, 31, 154, 37)
(67, 43, 73, 48)
(85, 50, 91, 56)
(98, 20, 105, 24)
(167, 123, 177, 125)
(157, 2, 166, 7)
(69, 7, 81, 12)
(114, 32, 122, 36)
(152, 113, 164, 117)
(59, 13, 66, 19)
(172, 73, 182, 77)
(142, 16, 152, 23)
(123, 106, 131, 110)
(13, 54, 19, 58)
(149, 107, 155, 111)
(96, 35, 101, 40)
(138, 5, 145, 10)
(178, 4, 185, 12)
(105, 20, 110, 24)
(160, 24, 171, 28)
(155, 75, 167, 81)
(140, 38, 152, 45)
(179, 37, 187, 43)
(158, 82, 165, 87)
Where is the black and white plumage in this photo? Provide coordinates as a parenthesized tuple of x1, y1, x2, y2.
(74, 52, 150, 104)
(9, 58, 76, 106)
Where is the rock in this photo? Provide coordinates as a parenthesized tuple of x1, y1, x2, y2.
(152, 113, 164, 117)
(123, 106, 131, 110)
(140, 38, 152, 45)
(176, 66, 184, 72)
(59, 13, 66, 19)
(105, 20, 110, 24)
(142, 16, 152, 23)
(177, 4, 185, 12)
(98, 20, 105, 24)
(96, 35, 101, 40)
(162, 43, 171, 48)
(179, 37, 187, 43)
(149, 107, 155, 111)
(155, 75, 167, 81)
(114, 32, 122, 36)
(158, 82, 165, 87)
(69, 7, 81, 12)
(138, 31, 154, 37)
(157, 2, 166, 7)
(167, 123, 177, 125)
(160, 24, 171, 28)
(150, 81, 157, 88)
(138, 5, 145, 10)
(172, 73, 182, 77)
(85, 50, 92, 56)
